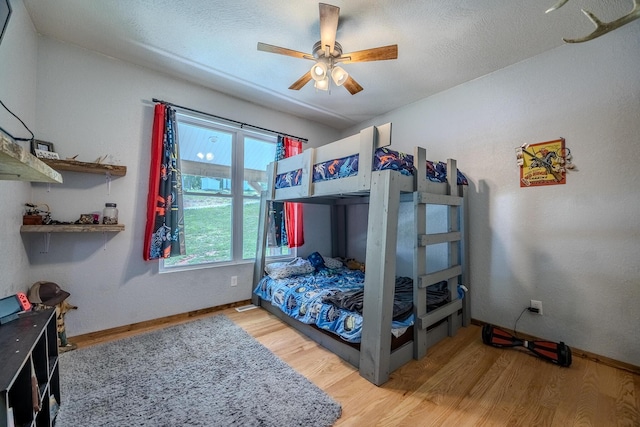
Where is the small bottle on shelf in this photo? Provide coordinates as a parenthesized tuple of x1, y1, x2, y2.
(102, 203, 118, 225)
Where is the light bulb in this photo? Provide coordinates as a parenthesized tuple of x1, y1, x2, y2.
(331, 66, 348, 86)
(310, 62, 327, 81)
(314, 77, 329, 91)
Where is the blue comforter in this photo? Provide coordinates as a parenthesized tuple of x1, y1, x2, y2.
(254, 267, 414, 343)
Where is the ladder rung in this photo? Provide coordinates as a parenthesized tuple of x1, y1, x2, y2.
(419, 231, 461, 246)
(419, 265, 462, 288)
(418, 299, 463, 330)
(418, 193, 463, 206)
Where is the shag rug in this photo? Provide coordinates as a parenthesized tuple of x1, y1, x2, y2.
(56, 314, 341, 426)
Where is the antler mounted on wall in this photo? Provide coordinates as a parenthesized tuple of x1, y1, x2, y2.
(546, 0, 640, 43)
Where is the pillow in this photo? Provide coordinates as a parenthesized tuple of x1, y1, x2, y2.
(323, 256, 344, 269)
(307, 252, 326, 271)
(265, 258, 315, 279)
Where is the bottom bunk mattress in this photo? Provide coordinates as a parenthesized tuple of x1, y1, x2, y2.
(254, 257, 452, 344)
(254, 265, 413, 343)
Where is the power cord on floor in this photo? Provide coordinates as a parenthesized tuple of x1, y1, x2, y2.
(513, 306, 528, 338)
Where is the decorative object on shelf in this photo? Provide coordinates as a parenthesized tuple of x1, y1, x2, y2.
(76, 213, 96, 224)
(102, 202, 118, 224)
(0, 292, 32, 324)
(28, 281, 78, 351)
(515, 138, 576, 187)
(31, 139, 60, 160)
(22, 214, 43, 225)
(23, 202, 52, 225)
(545, 0, 640, 43)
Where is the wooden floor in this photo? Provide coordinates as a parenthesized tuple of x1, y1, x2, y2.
(74, 306, 640, 426)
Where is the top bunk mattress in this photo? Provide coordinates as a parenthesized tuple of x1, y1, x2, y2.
(275, 147, 469, 189)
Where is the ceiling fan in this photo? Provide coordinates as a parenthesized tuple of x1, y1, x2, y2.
(257, 3, 398, 95)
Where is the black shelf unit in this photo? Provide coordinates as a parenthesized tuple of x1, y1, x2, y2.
(0, 309, 60, 427)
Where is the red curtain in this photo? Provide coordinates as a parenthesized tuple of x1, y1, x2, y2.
(283, 137, 304, 247)
(143, 104, 165, 260)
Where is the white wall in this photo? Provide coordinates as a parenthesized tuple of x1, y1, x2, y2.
(344, 24, 640, 366)
(0, 0, 37, 296)
(7, 19, 338, 335)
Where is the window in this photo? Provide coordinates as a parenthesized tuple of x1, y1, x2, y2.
(161, 113, 291, 271)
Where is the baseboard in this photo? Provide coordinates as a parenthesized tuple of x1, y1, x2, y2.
(69, 300, 251, 347)
(471, 319, 640, 376)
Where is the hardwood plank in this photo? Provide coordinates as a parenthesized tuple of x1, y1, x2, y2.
(500, 351, 557, 426)
(387, 345, 502, 426)
(447, 349, 539, 426)
(549, 356, 588, 426)
(634, 373, 640, 425)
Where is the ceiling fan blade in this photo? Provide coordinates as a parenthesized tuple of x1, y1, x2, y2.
(257, 42, 311, 60)
(342, 76, 363, 95)
(289, 71, 313, 90)
(319, 3, 340, 55)
(340, 45, 398, 63)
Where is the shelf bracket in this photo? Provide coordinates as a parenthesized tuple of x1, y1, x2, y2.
(41, 232, 51, 254)
(103, 232, 108, 250)
(105, 172, 112, 195)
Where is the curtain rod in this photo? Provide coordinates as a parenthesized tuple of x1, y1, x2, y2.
(152, 98, 308, 143)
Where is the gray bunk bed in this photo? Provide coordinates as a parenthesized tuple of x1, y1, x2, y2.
(252, 123, 470, 386)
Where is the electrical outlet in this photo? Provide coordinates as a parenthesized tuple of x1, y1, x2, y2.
(530, 300, 543, 315)
(231, 276, 238, 287)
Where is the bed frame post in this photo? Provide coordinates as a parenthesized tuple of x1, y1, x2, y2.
(357, 126, 375, 191)
(252, 162, 276, 305)
(252, 190, 269, 306)
(446, 158, 461, 337)
(461, 184, 471, 326)
(360, 170, 401, 386)
(413, 147, 428, 359)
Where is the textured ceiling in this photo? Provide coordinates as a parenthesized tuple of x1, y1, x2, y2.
(23, 0, 636, 129)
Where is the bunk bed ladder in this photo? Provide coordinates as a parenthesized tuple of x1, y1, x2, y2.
(413, 154, 467, 360)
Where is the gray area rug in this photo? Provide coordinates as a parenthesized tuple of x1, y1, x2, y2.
(56, 314, 341, 426)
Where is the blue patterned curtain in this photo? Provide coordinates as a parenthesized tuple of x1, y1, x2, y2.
(267, 136, 287, 247)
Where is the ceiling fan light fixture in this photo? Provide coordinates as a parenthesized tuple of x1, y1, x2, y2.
(331, 66, 348, 86)
(257, 3, 398, 95)
(314, 77, 329, 91)
(310, 61, 328, 81)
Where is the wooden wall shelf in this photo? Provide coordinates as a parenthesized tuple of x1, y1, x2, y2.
(20, 224, 125, 233)
(0, 131, 63, 183)
(41, 158, 127, 176)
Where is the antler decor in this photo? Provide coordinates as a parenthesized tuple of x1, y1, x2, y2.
(546, 0, 640, 43)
